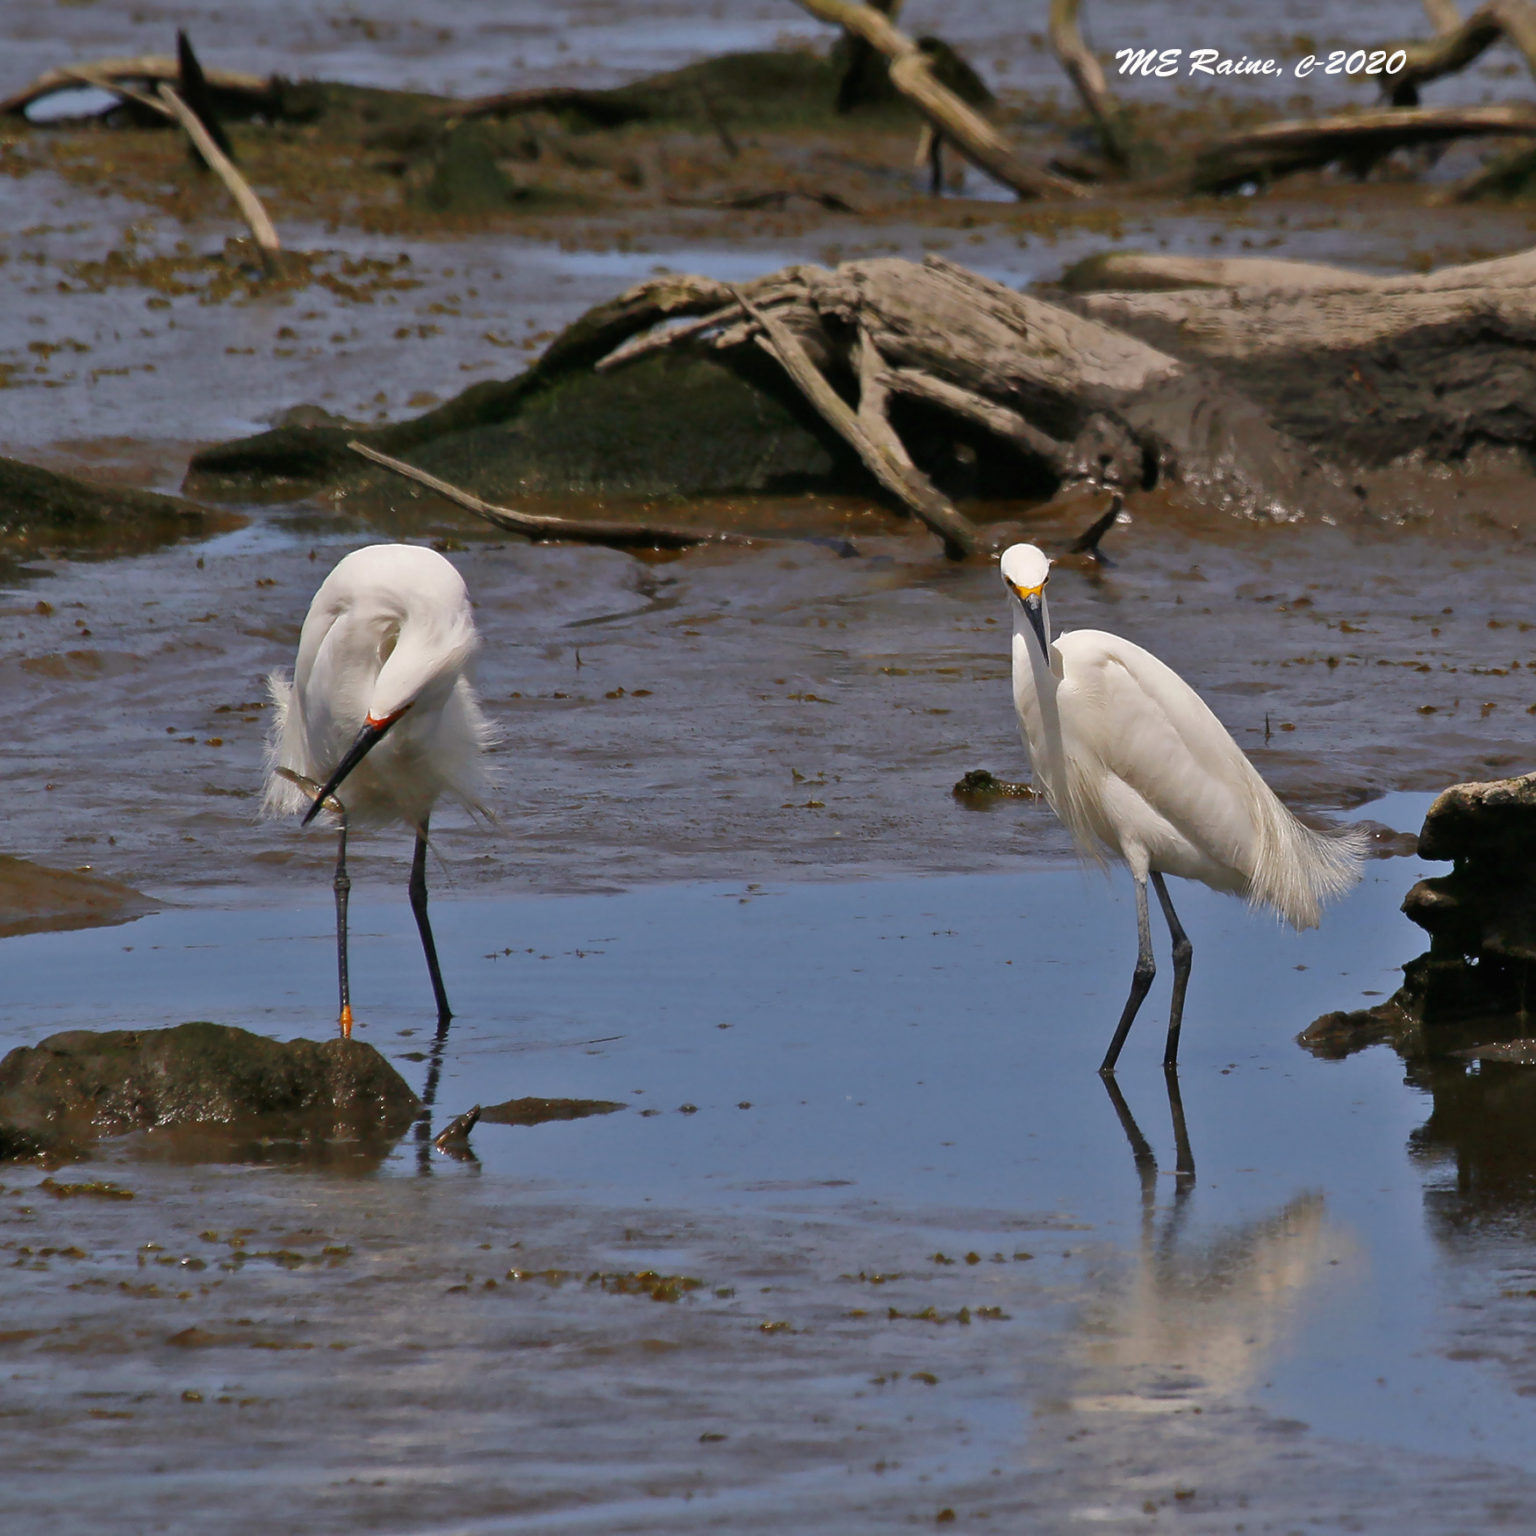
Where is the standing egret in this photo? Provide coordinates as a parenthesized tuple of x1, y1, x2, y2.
(999, 543, 1363, 1074)
(263, 544, 495, 1036)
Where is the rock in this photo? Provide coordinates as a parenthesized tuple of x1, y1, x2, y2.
(1301, 771, 1536, 1056)
(0, 455, 240, 562)
(187, 348, 859, 506)
(0, 1021, 419, 1161)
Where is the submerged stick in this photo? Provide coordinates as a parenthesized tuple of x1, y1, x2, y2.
(348, 441, 761, 550)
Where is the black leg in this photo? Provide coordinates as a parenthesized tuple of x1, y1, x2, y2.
(409, 820, 452, 1025)
(1151, 872, 1193, 1070)
(333, 813, 353, 1038)
(1100, 873, 1155, 1075)
(1101, 1073, 1157, 1207)
(1164, 1065, 1196, 1188)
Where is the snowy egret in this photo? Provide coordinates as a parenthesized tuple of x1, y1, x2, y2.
(263, 544, 495, 1035)
(1000, 543, 1363, 1074)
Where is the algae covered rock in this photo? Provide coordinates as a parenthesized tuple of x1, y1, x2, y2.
(0, 1021, 419, 1160)
(1301, 771, 1536, 1058)
(0, 454, 240, 561)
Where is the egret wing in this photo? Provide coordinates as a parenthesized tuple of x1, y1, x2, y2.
(1055, 630, 1269, 882)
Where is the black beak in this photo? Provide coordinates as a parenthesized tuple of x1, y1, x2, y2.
(1020, 589, 1049, 655)
(301, 717, 393, 826)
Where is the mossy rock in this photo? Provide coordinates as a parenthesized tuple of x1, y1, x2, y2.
(0, 455, 240, 560)
(187, 348, 866, 503)
(0, 1021, 420, 1161)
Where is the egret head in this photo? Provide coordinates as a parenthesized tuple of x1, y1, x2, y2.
(999, 543, 1052, 655)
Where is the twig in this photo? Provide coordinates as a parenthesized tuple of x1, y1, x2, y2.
(792, 0, 1087, 200)
(348, 441, 761, 550)
(58, 66, 175, 119)
(729, 285, 977, 559)
(595, 285, 807, 372)
(156, 83, 282, 270)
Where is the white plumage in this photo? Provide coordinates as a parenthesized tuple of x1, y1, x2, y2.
(263, 543, 496, 1033)
(264, 543, 494, 831)
(1000, 542, 1363, 1072)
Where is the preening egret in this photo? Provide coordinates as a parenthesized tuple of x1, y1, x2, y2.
(1000, 543, 1363, 1074)
(263, 544, 495, 1035)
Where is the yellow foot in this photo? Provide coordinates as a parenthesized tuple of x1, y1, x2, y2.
(339, 1004, 353, 1039)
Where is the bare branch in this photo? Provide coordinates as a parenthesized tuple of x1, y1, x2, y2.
(791, 0, 1088, 200)
(1048, 0, 1129, 168)
(730, 284, 977, 559)
(348, 442, 760, 550)
(0, 55, 269, 116)
(156, 84, 282, 270)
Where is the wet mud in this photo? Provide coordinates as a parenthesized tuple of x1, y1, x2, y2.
(7, 2, 1536, 1530)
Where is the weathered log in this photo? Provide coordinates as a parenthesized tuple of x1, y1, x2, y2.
(0, 54, 271, 116)
(348, 441, 761, 549)
(1161, 103, 1536, 194)
(1066, 243, 1536, 468)
(210, 249, 1536, 526)
(791, 0, 1088, 199)
(1059, 251, 1378, 294)
(1065, 242, 1536, 296)
(1048, 0, 1129, 169)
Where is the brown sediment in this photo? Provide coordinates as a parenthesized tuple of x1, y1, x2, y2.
(0, 856, 156, 939)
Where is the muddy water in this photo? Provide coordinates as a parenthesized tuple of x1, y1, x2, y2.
(8, 2, 1536, 1529)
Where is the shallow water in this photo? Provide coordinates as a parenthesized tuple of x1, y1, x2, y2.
(8, 2, 1536, 1528)
(14, 826, 1536, 1531)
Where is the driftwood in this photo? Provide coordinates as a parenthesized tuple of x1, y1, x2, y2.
(730, 285, 977, 558)
(1062, 243, 1536, 467)
(791, 0, 1087, 200)
(61, 68, 283, 272)
(156, 84, 282, 270)
(596, 254, 1359, 525)
(1161, 103, 1536, 195)
(1048, 0, 1128, 169)
(1375, 0, 1536, 104)
(348, 442, 761, 550)
(0, 55, 270, 117)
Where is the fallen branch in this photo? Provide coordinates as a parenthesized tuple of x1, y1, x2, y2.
(156, 83, 282, 270)
(348, 441, 761, 550)
(1048, 0, 1129, 169)
(729, 283, 978, 559)
(879, 365, 1073, 475)
(791, 0, 1088, 200)
(0, 55, 270, 117)
(1374, 0, 1536, 104)
(1163, 102, 1536, 194)
(595, 286, 809, 372)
